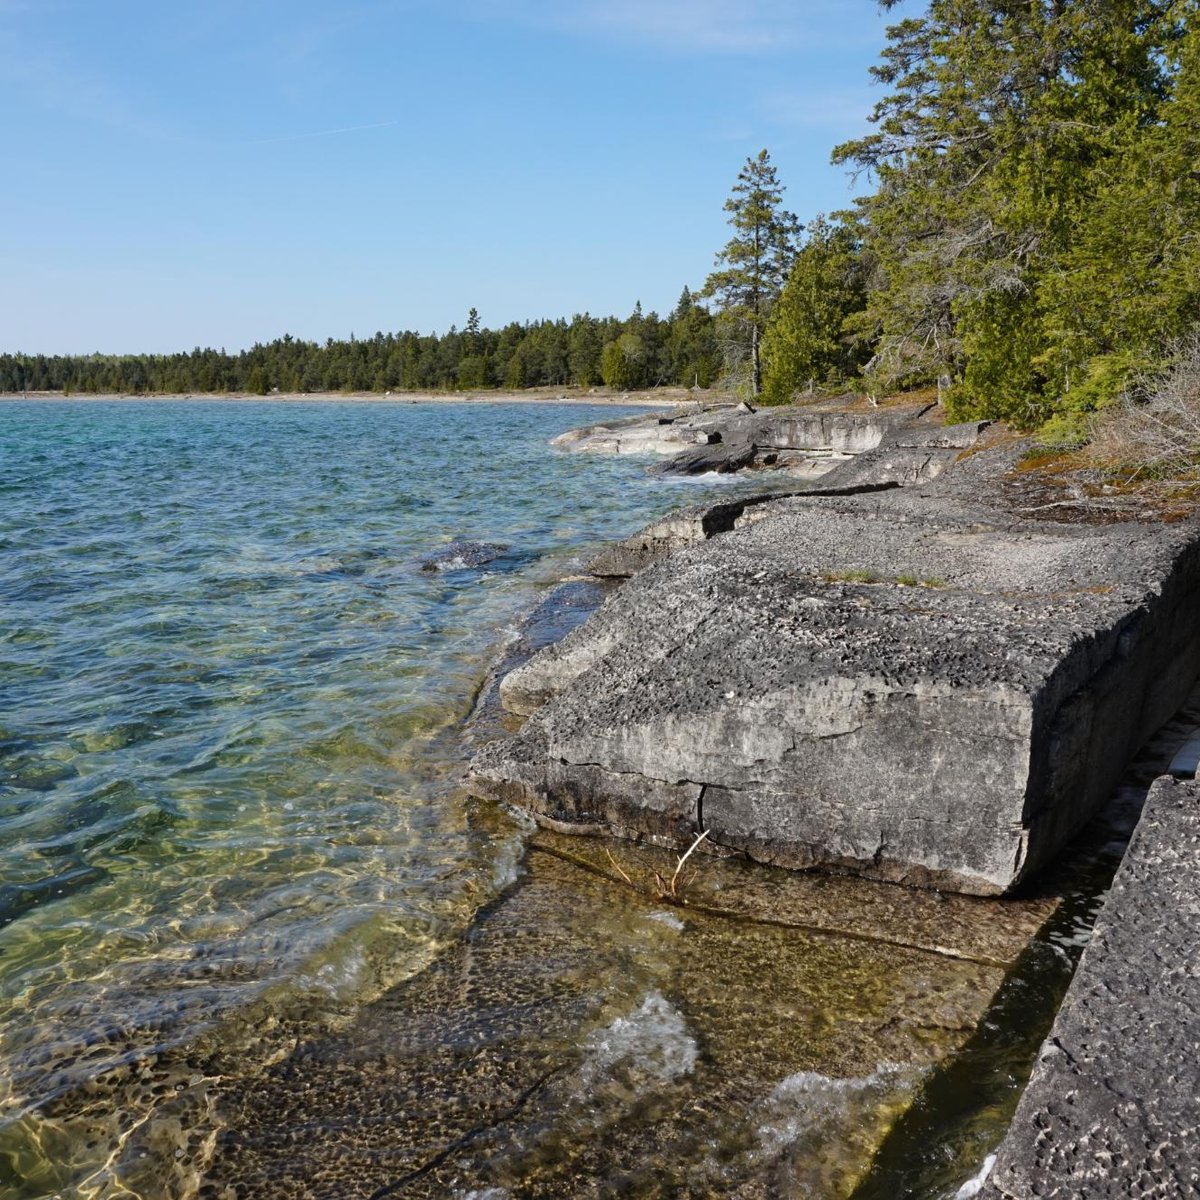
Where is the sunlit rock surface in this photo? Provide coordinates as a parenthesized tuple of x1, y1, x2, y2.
(979, 774, 1200, 1199)
(473, 443, 1200, 894)
(551, 398, 979, 485)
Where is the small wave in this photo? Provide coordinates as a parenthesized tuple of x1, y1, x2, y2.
(579, 991, 698, 1089)
(290, 944, 373, 1003)
(0, 862, 109, 932)
(754, 1062, 914, 1160)
(488, 831, 527, 892)
(646, 910, 685, 931)
(954, 1154, 997, 1198)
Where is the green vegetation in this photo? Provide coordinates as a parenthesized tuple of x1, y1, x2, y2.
(706, 2, 1200, 431)
(7, 2, 1197, 433)
(819, 569, 947, 588)
(760, 215, 869, 404)
(747, 1, 1200, 433)
(702, 149, 801, 396)
(827, 0, 1200, 432)
(0, 301, 721, 396)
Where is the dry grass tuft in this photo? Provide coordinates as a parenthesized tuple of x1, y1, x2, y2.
(1087, 332, 1200, 480)
(821, 568, 880, 584)
(604, 830, 711, 904)
(652, 830, 710, 900)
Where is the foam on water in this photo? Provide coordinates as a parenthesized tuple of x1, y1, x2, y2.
(754, 1062, 916, 1160)
(954, 1153, 997, 1198)
(578, 990, 699, 1089)
(646, 909, 686, 931)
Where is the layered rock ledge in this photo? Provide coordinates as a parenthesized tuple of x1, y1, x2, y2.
(552, 396, 994, 486)
(470, 427, 1200, 895)
(978, 774, 1200, 1197)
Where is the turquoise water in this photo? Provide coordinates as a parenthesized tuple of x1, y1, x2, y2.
(0, 399, 784, 1198)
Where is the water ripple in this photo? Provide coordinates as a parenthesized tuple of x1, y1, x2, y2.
(0, 398, 789, 1197)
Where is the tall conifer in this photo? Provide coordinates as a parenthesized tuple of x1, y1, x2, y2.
(703, 149, 801, 395)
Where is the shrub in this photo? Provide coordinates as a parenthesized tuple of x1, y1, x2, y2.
(1088, 332, 1200, 476)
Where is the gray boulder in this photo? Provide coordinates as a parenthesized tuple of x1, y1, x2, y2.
(471, 448, 1200, 894)
(551, 407, 728, 456)
(419, 540, 509, 572)
(647, 442, 757, 476)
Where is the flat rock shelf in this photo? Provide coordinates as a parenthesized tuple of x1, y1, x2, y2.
(471, 426, 1200, 895)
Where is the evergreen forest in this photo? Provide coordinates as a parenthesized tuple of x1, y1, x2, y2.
(0, 297, 721, 399)
(5, 0, 1198, 439)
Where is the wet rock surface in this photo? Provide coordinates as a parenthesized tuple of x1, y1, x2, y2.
(418, 540, 512, 572)
(979, 774, 1200, 1200)
(471, 443, 1200, 894)
(647, 440, 757, 476)
(37, 691, 1199, 1200)
(200, 835, 1019, 1199)
(530, 828, 1058, 967)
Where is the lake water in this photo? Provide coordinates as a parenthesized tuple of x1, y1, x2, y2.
(0, 399, 1122, 1199)
(0, 399, 811, 1196)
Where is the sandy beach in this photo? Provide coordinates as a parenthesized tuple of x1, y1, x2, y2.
(5, 384, 719, 408)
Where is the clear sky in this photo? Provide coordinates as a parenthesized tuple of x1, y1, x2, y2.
(1, 0, 913, 354)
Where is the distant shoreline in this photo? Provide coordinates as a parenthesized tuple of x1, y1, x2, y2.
(0, 385, 712, 409)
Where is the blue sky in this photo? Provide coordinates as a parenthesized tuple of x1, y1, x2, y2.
(1, 1, 912, 354)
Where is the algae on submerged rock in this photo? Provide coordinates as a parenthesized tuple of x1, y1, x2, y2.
(201, 836, 1021, 1198)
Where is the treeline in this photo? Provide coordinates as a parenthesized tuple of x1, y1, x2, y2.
(761, 0, 1200, 435)
(8, 2, 1198, 438)
(0, 293, 723, 397)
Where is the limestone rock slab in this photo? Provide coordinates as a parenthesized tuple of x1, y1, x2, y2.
(471, 462, 1200, 894)
(979, 775, 1200, 1197)
(552, 402, 949, 479)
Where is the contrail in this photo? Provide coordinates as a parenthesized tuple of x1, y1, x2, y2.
(246, 119, 401, 146)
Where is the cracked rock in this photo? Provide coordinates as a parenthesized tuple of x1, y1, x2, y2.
(471, 441, 1200, 895)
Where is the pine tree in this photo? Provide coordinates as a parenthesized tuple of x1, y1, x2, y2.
(761, 216, 868, 405)
(835, 0, 1191, 425)
(703, 149, 801, 395)
(600, 331, 647, 391)
(568, 314, 603, 385)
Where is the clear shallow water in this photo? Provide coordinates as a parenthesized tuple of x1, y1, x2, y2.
(0, 399, 1154, 1200)
(0, 399, 792, 1197)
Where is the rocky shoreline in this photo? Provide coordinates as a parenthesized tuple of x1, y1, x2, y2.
(978, 773, 1200, 1199)
(471, 401, 1200, 895)
(466, 398, 1200, 1193)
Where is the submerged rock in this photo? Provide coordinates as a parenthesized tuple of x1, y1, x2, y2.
(202, 837, 1028, 1198)
(418, 540, 510, 572)
(470, 444, 1200, 894)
